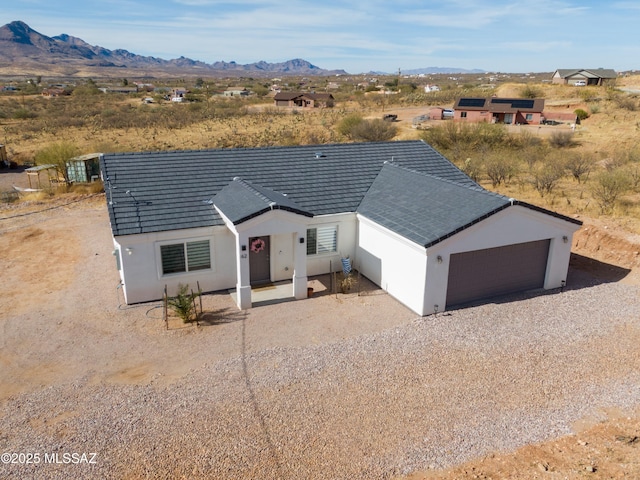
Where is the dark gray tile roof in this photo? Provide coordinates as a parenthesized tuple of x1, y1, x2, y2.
(100, 140, 580, 246)
(213, 177, 313, 225)
(555, 68, 617, 79)
(101, 140, 476, 237)
(358, 163, 512, 247)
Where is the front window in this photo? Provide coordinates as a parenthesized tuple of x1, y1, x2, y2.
(525, 113, 533, 121)
(306, 226, 337, 255)
(160, 240, 211, 275)
(460, 111, 467, 118)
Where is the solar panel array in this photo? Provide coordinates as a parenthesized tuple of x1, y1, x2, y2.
(458, 98, 486, 108)
(490, 98, 535, 109)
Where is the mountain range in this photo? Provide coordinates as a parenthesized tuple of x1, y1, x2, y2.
(0, 21, 484, 78)
(0, 21, 348, 78)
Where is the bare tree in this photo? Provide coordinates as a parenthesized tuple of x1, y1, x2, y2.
(565, 152, 596, 183)
(530, 160, 565, 197)
(592, 169, 631, 214)
(484, 152, 517, 187)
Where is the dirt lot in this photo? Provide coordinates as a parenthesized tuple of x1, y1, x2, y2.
(0, 191, 639, 478)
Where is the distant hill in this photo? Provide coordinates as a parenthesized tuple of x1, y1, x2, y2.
(0, 21, 349, 77)
(369, 67, 486, 75)
(403, 67, 485, 75)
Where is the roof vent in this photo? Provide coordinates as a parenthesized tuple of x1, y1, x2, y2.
(314, 152, 326, 159)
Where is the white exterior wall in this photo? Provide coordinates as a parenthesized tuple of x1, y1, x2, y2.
(114, 204, 579, 315)
(356, 215, 428, 315)
(424, 205, 580, 314)
(306, 213, 358, 276)
(114, 225, 236, 304)
(114, 210, 359, 306)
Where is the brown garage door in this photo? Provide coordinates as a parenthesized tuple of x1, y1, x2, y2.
(445, 239, 550, 306)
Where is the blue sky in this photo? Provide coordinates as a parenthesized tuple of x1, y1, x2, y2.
(5, 1, 640, 73)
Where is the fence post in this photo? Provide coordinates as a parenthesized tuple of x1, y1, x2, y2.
(163, 285, 168, 330)
(191, 288, 199, 326)
(329, 260, 333, 293)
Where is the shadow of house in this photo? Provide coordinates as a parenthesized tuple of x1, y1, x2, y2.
(566, 253, 632, 287)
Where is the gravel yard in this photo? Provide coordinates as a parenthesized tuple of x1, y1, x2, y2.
(1, 195, 639, 479)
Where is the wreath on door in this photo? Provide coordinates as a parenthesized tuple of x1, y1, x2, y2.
(251, 238, 266, 253)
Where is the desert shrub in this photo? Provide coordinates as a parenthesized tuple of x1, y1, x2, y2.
(461, 157, 481, 183)
(336, 113, 364, 139)
(565, 152, 596, 183)
(420, 122, 509, 153)
(625, 163, 640, 191)
(12, 108, 37, 119)
(519, 145, 547, 171)
(513, 129, 542, 150)
(349, 118, 397, 142)
(589, 103, 601, 114)
(615, 96, 637, 111)
(484, 152, 517, 187)
(520, 85, 543, 99)
(591, 169, 631, 214)
(530, 157, 565, 197)
(548, 130, 575, 148)
(574, 108, 589, 121)
(578, 88, 598, 102)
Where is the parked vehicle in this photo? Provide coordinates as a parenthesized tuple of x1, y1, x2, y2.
(573, 80, 587, 86)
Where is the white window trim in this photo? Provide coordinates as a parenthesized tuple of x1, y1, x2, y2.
(306, 224, 338, 256)
(155, 236, 214, 278)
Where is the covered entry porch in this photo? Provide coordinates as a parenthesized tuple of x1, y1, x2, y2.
(213, 177, 314, 310)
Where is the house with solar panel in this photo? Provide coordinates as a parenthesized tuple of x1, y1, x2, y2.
(453, 97, 545, 125)
(100, 140, 581, 316)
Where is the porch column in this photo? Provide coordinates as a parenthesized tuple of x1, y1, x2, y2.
(235, 233, 252, 309)
(293, 231, 308, 300)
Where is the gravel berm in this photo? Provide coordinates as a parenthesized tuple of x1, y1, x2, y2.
(1, 200, 639, 479)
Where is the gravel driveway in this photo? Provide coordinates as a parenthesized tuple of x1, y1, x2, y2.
(1, 197, 639, 479)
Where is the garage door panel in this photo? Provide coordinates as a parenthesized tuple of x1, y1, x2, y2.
(446, 239, 550, 306)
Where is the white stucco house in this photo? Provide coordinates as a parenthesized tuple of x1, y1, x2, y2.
(100, 140, 581, 316)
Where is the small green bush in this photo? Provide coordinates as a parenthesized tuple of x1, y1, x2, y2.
(520, 85, 543, 99)
(574, 108, 589, 121)
(168, 283, 198, 323)
(336, 113, 364, 139)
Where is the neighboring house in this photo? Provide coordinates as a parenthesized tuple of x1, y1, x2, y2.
(100, 141, 581, 316)
(423, 84, 441, 92)
(41, 88, 69, 97)
(224, 87, 250, 97)
(170, 88, 189, 102)
(273, 92, 334, 108)
(101, 86, 138, 94)
(552, 69, 617, 86)
(453, 97, 545, 125)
